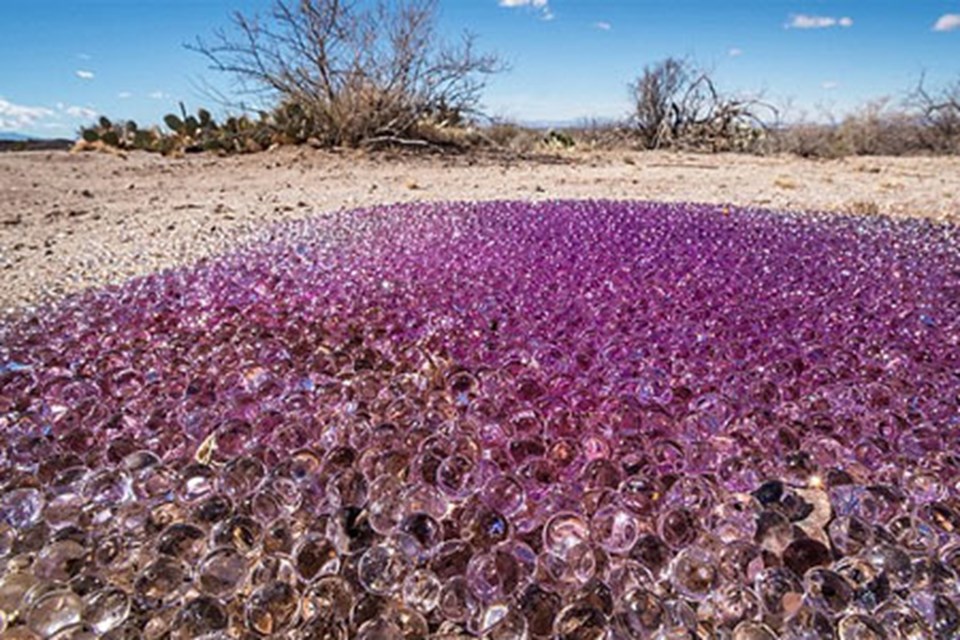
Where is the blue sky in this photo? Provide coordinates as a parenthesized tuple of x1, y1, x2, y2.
(1, 1, 959, 136)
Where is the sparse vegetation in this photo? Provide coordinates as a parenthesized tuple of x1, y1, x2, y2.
(76, 106, 277, 156)
(772, 77, 960, 158)
(70, 37, 960, 159)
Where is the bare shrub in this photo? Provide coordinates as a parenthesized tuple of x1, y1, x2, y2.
(909, 74, 960, 153)
(189, 0, 503, 148)
(475, 121, 540, 153)
(836, 99, 923, 156)
(775, 75, 960, 158)
(772, 122, 843, 158)
(561, 119, 635, 150)
(629, 57, 775, 152)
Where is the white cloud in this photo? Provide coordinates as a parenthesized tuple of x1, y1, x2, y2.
(64, 105, 99, 120)
(0, 97, 54, 130)
(594, 21, 611, 31)
(822, 81, 839, 90)
(499, 0, 552, 20)
(148, 91, 169, 100)
(117, 91, 133, 99)
(933, 14, 960, 32)
(787, 14, 854, 29)
(728, 47, 743, 57)
(75, 70, 95, 80)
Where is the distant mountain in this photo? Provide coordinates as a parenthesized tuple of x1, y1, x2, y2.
(0, 132, 34, 141)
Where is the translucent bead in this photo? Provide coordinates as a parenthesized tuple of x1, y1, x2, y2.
(294, 535, 341, 582)
(219, 456, 266, 499)
(172, 596, 229, 638)
(245, 582, 300, 635)
(292, 614, 334, 638)
(263, 518, 296, 555)
(669, 546, 717, 601)
(178, 464, 218, 503)
(438, 577, 479, 623)
(212, 515, 263, 555)
(630, 534, 672, 575)
(553, 603, 607, 640)
(302, 576, 354, 623)
(382, 605, 424, 640)
(198, 547, 249, 597)
(401, 483, 448, 520)
(26, 590, 83, 638)
(711, 584, 760, 628)
(804, 568, 853, 615)
(731, 621, 778, 640)
(783, 604, 836, 640)
(431, 539, 473, 580)
(519, 584, 562, 638)
(657, 507, 699, 549)
(467, 549, 524, 602)
(474, 603, 527, 640)
(367, 475, 404, 535)
(156, 522, 206, 563)
(538, 542, 597, 587)
(480, 475, 525, 517)
(755, 509, 793, 555)
(81, 587, 130, 634)
(828, 515, 874, 556)
(613, 587, 663, 637)
(837, 613, 887, 640)
(437, 455, 478, 501)
(358, 544, 408, 595)
(754, 567, 803, 620)
(603, 559, 654, 599)
(134, 557, 188, 604)
(782, 538, 831, 577)
(864, 544, 914, 590)
(356, 618, 402, 640)
(591, 505, 640, 555)
(543, 512, 591, 557)
(460, 505, 510, 549)
(0, 488, 44, 529)
(42, 493, 85, 529)
(326, 469, 368, 510)
(710, 493, 759, 542)
(0, 572, 41, 614)
(402, 569, 442, 613)
(34, 540, 87, 582)
(250, 553, 299, 587)
(397, 512, 442, 552)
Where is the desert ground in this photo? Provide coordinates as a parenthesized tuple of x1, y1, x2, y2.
(1, 147, 959, 316)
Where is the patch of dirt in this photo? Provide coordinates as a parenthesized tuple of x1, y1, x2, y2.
(1, 147, 958, 313)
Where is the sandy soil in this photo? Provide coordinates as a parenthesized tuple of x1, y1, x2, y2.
(2, 147, 959, 315)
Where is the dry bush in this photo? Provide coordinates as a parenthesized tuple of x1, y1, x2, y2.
(775, 103, 930, 158)
(629, 57, 775, 152)
(190, 0, 503, 148)
(771, 122, 843, 159)
(909, 74, 960, 153)
(480, 121, 542, 153)
(561, 119, 635, 150)
(775, 76, 960, 158)
(836, 100, 924, 156)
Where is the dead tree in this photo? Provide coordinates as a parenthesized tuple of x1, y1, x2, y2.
(189, 0, 504, 147)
